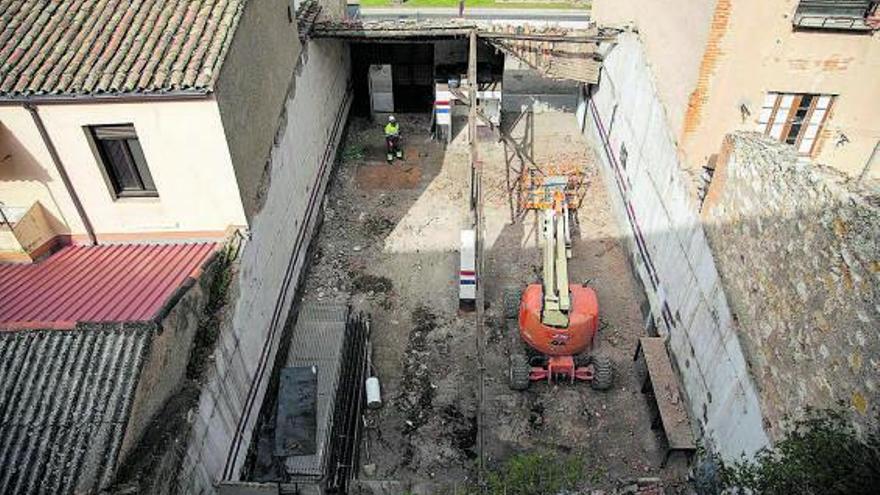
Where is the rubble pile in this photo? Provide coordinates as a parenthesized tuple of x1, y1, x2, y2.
(395, 306, 439, 433)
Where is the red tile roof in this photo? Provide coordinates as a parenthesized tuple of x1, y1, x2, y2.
(0, 0, 245, 98)
(0, 242, 217, 330)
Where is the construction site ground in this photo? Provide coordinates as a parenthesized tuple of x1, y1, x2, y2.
(300, 112, 687, 493)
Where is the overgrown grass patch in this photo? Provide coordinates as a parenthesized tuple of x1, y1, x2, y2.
(341, 143, 366, 162)
(485, 451, 583, 495)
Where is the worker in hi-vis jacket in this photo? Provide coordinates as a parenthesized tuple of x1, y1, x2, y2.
(384, 115, 403, 163)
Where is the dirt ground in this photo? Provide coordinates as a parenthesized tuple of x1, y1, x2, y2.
(301, 113, 688, 493)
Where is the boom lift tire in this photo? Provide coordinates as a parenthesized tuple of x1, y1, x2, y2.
(509, 354, 531, 390)
(590, 354, 613, 391)
(503, 287, 522, 320)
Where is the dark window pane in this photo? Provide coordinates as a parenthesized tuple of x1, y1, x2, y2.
(784, 95, 815, 144)
(126, 138, 156, 192)
(799, 94, 814, 109)
(792, 96, 812, 125)
(100, 139, 141, 191)
(90, 124, 157, 198)
(785, 125, 802, 144)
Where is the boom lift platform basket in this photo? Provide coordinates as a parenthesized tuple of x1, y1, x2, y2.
(519, 162, 589, 213)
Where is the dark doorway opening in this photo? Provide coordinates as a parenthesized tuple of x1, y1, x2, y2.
(350, 42, 436, 116)
(348, 39, 504, 116)
(393, 63, 434, 112)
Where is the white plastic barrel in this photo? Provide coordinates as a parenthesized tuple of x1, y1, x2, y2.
(366, 376, 382, 409)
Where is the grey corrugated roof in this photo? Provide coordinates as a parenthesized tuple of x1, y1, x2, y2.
(0, 326, 152, 495)
(0, 0, 245, 98)
(283, 303, 347, 479)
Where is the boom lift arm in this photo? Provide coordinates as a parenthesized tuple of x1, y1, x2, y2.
(540, 192, 573, 328)
(506, 169, 610, 391)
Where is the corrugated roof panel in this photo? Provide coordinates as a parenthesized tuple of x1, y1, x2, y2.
(0, 0, 245, 98)
(0, 242, 217, 330)
(0, 327, 152, 495)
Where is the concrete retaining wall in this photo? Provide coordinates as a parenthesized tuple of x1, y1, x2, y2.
(176, 39, 351, 493)
(581, 32, 770, 460)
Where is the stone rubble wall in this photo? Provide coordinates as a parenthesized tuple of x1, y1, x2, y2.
(702, 132, 880, 439)
(121, 251, 220, 465)
(582, 32, 770, 460)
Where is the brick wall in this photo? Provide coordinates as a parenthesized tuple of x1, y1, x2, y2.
(682, 0, 731, 139)
(703, 132, 880, 439)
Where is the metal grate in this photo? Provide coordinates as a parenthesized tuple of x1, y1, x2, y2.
(794, 0, 878, 30)
(279, 304, 368, 493)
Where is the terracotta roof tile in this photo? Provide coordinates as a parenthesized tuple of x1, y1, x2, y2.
(0, 0, 245, 98)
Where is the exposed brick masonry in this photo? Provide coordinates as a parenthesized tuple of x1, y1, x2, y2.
(682, 0, 731, 138)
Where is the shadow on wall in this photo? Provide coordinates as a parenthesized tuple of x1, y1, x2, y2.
(0, 122, 71, 234)
(0, 123, 51, 183)
(245, 113, 453, 482)
(502, 56, 580, 114)
(701, 132, 880, 440)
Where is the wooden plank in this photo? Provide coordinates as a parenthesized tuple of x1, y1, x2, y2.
(639, 337, 696, 450)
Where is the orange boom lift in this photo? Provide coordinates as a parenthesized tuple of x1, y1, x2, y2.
(505, 171, 612, 391)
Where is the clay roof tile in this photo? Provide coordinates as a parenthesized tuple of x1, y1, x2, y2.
(0, 0, 245, 98)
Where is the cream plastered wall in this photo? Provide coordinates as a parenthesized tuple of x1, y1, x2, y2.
(682, 0, 880, 178)
(592, 0, 720, 137)
(0, 98, 247, 240)
(0, 107, 85, 235)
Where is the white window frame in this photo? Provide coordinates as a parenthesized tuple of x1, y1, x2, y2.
(755, 92, 835, 157)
